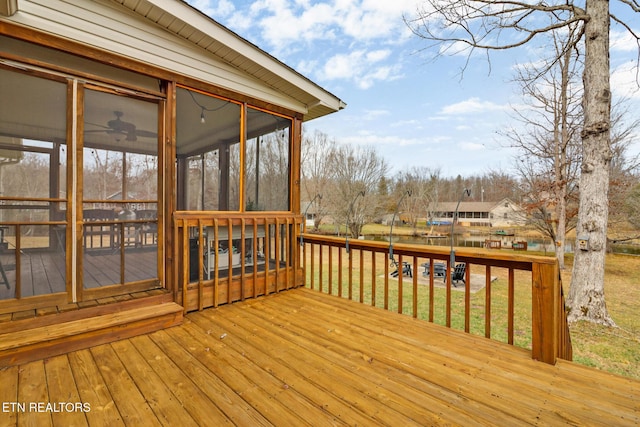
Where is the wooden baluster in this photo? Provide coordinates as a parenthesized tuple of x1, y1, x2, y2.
(412, 257, 418, 318)
(212, 219, 219, 308)
(485, 265, 491, 338)
(348, 247, 353, 301)
(309, 242, 315, 290)
(359, 248, 364, 304)
(383, 252, 389, 310)
(398, 254, 403, 314)
(328, 244, 333, 296)
(371, 251, 377, 307)
(318, 240, 323, 293)
(252, 220, 258, 298)
(428, 260, 435, 323)
(508, 268, 515, 345)
(181, 220, 188, 314)
(337, 246, 343, 297)
(446, 258, 452, 328)
(198, 220, 204, 311)
(464, 262, 471, 333)
(240, 218, 246, 300)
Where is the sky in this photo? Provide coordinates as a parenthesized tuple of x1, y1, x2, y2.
(186, 0, 640, 177)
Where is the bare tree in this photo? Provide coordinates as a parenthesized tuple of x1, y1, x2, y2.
(624, 182, 640, 231)
(405, 0, 640, 326)
(503, 28, 583, 270)
(329, 145, 389, 238)
(300, 129, 337, 230)
(393, 166, 441, 233)
(607, 101, 640, 236)
(84, 148, 122, 200)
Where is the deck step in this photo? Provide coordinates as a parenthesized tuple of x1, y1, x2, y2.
(0, 302, 183, 367)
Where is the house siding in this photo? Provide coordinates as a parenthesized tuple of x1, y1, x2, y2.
(432, 198, 526, 227)
(9, 0, 306, 113)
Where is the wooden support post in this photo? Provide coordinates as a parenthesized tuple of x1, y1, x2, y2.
(531, 261, 559, 364)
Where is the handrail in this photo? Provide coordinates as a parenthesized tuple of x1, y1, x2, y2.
(301, 233, 572, 365)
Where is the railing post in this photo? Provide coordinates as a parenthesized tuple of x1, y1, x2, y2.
(531, 261, 559, 364)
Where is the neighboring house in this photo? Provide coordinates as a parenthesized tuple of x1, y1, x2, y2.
(432, 198, 525, 227)
(301, 200, 320, 227)
(0, 0, 343, 364)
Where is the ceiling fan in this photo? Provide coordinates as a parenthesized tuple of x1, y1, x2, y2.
(85, 111, 157, 142)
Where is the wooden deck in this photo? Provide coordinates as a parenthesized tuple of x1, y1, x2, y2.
(0, 248, 158, 300)
(2, 287, 638, 426)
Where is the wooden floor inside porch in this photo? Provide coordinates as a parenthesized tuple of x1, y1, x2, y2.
(2, 287, 638, 426)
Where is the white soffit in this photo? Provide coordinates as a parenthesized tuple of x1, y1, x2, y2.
(112, 0, 346, 121)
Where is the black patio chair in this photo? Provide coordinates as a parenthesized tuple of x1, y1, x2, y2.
(390, 260, 412, 278)
(450, 263, 466, 287)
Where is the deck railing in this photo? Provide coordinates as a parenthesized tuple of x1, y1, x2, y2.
(173, 213, 303, 313)
(301, 233, 572, 365)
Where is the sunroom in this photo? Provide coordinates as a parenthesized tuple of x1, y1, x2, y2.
(0, 0, 344, 360)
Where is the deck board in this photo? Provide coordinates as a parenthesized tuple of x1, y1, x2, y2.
(148, 329, 274, 426)
(195, 302, 458, 425)
(128, 334, 236, 427)
(4, 288, 639, 426)
(183, 315, 373, 426)
(89, 344, 161, 427)
(43, 356, 88, 427)
(0, 365, 19, 426)
(226, 292, 517, 425)
(66, 349, 124, 427)
(0, 249, 158, 301)
(108, 339, 199, 427)
(166, 324, 319, 426)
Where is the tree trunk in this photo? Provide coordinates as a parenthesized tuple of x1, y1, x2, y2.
(568, 0, 615, 326)
(555, 185, 567, 270)
(555, 45, 571, 271)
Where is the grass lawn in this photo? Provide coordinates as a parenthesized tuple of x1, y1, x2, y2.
(563, 253, 640, 380)
(304, 244, 640, 380)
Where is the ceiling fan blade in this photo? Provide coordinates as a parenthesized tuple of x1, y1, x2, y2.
(135, 129, 157, 138)
(85, 122, 111, 130)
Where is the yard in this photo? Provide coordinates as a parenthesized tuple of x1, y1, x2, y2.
(565, 253, 640, 379)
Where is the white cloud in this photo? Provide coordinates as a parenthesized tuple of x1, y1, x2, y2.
(611, 61, 640, 100)
(340, 132, 423, 147)
(460, 141, 485, 151)
(221, 0, 417, 50)
(439, 97, 508, 115)
(438, 40, 473, 57)
(319, 49, 402, 88)
(611, 30, 640, 53)
(188, 0, 235, 18)
(254, 1, 338, 49)
(191, 0, 416, 89)
(362, 109, 390, 120)
(390, 119, 421, 128)
(339, 0, 417, 40)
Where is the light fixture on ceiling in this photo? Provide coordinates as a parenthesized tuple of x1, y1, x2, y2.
(188, 90, 230, 125)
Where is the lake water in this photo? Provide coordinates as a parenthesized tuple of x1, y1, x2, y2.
(362, 234, 640, 256)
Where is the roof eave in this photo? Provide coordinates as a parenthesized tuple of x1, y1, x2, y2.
(122, 0, 345, 121)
